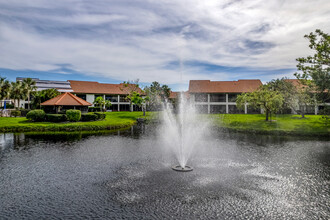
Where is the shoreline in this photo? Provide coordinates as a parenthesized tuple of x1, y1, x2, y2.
(0, 113, 329, 138)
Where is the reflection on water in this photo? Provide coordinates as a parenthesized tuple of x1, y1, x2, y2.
(0, 125, 329, 219)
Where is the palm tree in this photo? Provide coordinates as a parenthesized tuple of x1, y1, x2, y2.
(10, 81, 26, 109)
(22, 78, 37, 110)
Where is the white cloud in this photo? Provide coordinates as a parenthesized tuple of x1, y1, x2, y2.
(0, 0, 329, 88)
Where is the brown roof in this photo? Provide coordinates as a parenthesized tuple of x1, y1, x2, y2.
(189, 79, 262, 93)
(41, 92, 92, 106)
(284, 79, 306, 89)
(169, 91, 190, 99)
(69, 80, 142, 95)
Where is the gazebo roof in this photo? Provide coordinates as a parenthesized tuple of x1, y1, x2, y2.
(41, 92, 92, 106)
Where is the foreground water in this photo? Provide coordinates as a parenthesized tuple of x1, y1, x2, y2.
(0, 125, 329, 219)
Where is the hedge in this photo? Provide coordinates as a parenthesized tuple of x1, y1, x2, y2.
(26, 110, 46, 122)
(66, 110, 81, 122)
(46, 114, 68, 122)
(11, 110, 21, 117)
(94, 112, 106, 120)
(81, 113, 98, 121)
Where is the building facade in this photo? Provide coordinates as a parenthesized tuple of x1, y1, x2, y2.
(188, 79, 263, 114)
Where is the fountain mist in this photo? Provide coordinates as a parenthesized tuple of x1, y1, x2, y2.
(160, 92, 210, 170)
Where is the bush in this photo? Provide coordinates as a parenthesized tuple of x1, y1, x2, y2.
(81, 113, 98, 121)
(66, 110, 81, 122)
(20, 109, 30, 117)
(88, 107, 98, 112)
(94, 112, 106, 120)
(26, 110, 46, 122)
(11, 110, 21, 117)
(46, 114, 68, 122)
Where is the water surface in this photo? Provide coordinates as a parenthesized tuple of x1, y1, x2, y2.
(0, 126, 329, 219)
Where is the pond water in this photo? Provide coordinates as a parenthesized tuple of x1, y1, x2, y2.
(0, 125, 329, 219)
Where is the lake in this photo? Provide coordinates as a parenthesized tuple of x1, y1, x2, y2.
(0, 124, 329, 219)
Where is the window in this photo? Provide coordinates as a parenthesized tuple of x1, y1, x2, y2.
(228, 93, 239, 102)
(210, 94, 226, 102)
(210, 105, 226, 113)
(120, 96, 129, 102)
(105, 95, 118, 102)
(228, 105, 244, 114)
(76, 94, 86, 100)
(195, 94, 208, 102)
(195, 105, 208, 113)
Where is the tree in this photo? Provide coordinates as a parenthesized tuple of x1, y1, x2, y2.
(93, 96, 111, 112)
(267, 78, 296, 113)
(130, 91, 150, 116)
(121, 79, 141, 112)
(22, 78, 37, 110)
(144, 81, 171, 110)
(294, 29, 330, 103)
(236, 85, 284, 121)
(294, 84, 314, 118)
(10, 81, 25, 109)
(32, 89, 60, 109)
(0, 77, 11, 106)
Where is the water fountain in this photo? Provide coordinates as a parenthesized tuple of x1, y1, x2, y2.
(161, 92, 210, 172)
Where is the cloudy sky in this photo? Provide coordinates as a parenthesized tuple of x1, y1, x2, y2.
(0, 0, 329, 90)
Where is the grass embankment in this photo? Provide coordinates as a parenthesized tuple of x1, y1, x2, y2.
(209, 114, 330, 137)
(0, 112, 153, 132)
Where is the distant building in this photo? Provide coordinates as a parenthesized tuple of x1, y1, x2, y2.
(15, 78, 143, 111)
(16, 77, 73, 109)
(285, 79, 330, 115)
(69, 80, 143, 111)
(16, 77, 73, 92)
(188, 79, 263, 114)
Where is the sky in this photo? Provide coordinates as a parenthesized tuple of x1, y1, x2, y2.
(0, 0, 329, 90)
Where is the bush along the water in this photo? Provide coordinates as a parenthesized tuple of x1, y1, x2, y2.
(66, 110, 81, 122)
(26, 110, 46, 122)
(46, 114, 68, 122)
(81, 113, 98, 121)
(94, 112, 106, 120)
(11, 110, 21, 117)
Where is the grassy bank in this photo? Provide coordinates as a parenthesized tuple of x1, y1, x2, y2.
(0, 112, 152, 132)
(209, 114, 329, 137)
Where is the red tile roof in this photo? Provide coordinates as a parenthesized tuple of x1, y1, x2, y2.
(189, 80, 262, 93)
(69, 80, 142, 95)
(41, 92, 92, 106)
(284, 79, 306, 89)
(169, 91, 190, 99)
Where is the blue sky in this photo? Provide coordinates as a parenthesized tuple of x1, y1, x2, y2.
(0, 0, 329, 90)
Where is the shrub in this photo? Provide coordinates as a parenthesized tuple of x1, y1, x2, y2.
(46, 114, 68, 122)
(11, 110, 21, 117)
(81, 113, 98, 121)
(88, 107, 98, 112)
(66, 110, 81, 122)
(94, 112, 106, 120)
(26, 110, 46, 122)
(20, 109, 30, 117)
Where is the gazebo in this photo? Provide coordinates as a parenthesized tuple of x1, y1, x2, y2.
(41, 92, 92, 113)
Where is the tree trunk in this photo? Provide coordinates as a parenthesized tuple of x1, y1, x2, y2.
(28, 92, 30, 110)
(265, 109, 269, 121)
(301, 105, 305, 118)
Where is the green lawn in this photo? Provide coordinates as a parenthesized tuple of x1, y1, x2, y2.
(208, 114, 329, 136)
(0, 112, 153, 132)
(0, 112, 328, 136)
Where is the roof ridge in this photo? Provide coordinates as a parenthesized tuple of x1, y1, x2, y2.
(68, 92, 84, 105)
(54, 92, 67, 105)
